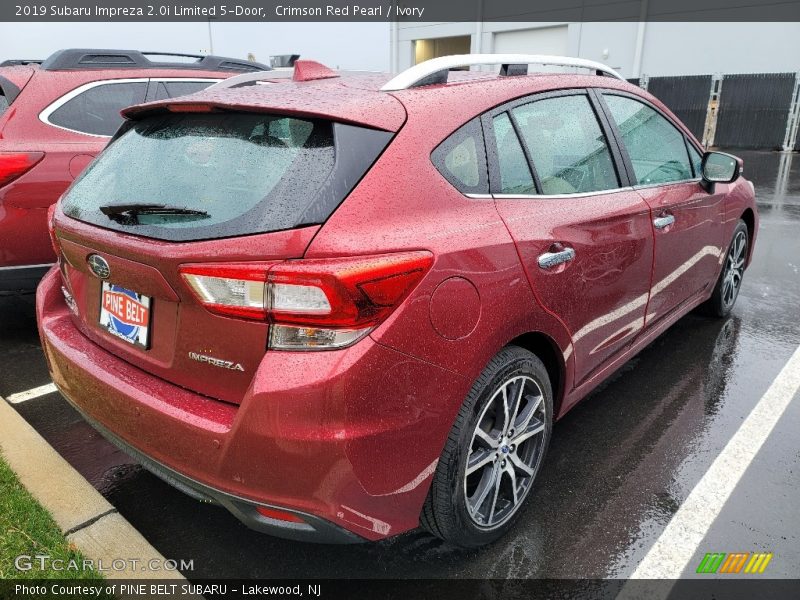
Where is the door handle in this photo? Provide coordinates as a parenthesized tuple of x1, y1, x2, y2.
(538, 247, 576, 270)
(653, 214, 676, 230)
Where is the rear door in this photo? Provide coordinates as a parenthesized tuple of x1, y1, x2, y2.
(485, 90, 654, 385)
(598, 92, 725, 324)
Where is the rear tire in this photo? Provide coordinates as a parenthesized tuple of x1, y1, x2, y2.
(701, 220, 749, 318)
(421, 346, 553, 547)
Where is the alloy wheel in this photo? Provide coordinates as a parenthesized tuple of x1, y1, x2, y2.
(722, 230, 747, 309)
(464, 375, 547, 528)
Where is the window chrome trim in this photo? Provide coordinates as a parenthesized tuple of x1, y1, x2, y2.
(633, 177, 702, 190)
(492, 186, 635, 200)
(489, 177, 704, 199)
(149, 77, 222, 84)
(38, 77, 222, 138)
(464, 193, 494, 199)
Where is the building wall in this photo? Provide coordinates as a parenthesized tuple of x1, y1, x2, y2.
(394, 22, 800, 78)
(637, 23, 800, 76)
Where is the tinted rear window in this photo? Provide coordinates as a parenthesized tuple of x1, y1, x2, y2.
(49, 81, 148, 136)
(62, 112, 392, 241)
(0, 92, 8, 117)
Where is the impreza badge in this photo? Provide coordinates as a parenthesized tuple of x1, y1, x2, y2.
(188, 351, 245, 372)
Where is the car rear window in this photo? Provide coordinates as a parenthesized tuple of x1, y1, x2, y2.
(61, 112, 393, 241)
(48, 81, 148, 136)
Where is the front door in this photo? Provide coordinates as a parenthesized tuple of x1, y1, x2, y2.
(600, 92, 726, 323)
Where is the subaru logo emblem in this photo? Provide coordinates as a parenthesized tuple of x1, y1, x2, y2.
(87, 254, 111, 279)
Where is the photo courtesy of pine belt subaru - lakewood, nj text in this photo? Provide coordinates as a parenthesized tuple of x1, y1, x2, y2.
(37, 54, 758, 547)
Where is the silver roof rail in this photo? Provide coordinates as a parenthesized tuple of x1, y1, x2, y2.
(380, 54, 624, 92)
(207, 69, 288, 90)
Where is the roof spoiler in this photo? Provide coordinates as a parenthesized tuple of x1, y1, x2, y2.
(207, 60, 339, 90)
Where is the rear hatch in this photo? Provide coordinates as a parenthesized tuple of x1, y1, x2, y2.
(53, 103, 397, 404)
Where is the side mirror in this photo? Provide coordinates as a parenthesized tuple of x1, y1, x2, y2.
(701, 151, 742, 192)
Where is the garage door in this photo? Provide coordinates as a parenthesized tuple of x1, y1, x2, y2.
(493, 26, 568, 56)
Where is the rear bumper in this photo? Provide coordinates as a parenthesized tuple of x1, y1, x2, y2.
(37, 267, 469, 542)
(58, 387, 362, 544)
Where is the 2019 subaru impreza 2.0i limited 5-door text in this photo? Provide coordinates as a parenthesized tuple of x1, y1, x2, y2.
(37, 54, 758, 547)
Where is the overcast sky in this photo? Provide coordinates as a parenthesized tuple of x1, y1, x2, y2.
(0, 22, 391, 70)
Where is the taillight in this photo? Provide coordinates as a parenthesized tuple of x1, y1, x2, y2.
(180, 251, 433, 350)
(0, 152, 44, 188)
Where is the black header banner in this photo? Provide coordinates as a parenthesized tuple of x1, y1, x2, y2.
(4, 0, 800, 22)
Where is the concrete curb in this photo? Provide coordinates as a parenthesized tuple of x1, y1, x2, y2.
(0, 396, 187, 582)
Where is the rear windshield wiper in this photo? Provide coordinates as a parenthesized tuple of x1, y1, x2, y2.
(99, 203, 210, 225)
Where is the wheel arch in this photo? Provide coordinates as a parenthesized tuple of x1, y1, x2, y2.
(740, 207, 756, 266)
(507, 331, 566, 418)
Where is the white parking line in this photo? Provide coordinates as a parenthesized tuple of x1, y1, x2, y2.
(623, 343, 800, 588)
(6, 383, 58, 404)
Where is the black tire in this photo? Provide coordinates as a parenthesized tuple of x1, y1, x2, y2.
(421, 346, 553, 547)
(701, 220, 749, 318)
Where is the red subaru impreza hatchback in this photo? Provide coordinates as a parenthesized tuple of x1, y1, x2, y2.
(38, 55, 758, 547)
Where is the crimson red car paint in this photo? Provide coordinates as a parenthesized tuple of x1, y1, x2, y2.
(38, 60, 758, 545)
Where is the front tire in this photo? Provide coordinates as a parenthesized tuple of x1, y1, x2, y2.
(421, 346, 553, 547)
(702, 220, 749, 318)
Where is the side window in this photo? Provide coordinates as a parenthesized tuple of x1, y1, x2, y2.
(688, 143, 703, 178)
(48, 81, 148, 136)
(153, 80, 215, 101)
(492, 112, 535, 194)
(511, 95, 619, 195)
(604, 94, 693, 185)
(431, 118, 488, 194)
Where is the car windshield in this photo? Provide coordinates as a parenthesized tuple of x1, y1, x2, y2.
(61, 112, 337, 241)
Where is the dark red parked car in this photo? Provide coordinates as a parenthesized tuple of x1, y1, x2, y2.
(38, 55, 758, 547)
(0, 48, 269, 291)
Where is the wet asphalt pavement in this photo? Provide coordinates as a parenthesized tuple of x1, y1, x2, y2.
(0, 150, 798, 580)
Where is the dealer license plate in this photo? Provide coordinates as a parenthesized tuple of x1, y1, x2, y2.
(99, 282, 151, 348)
